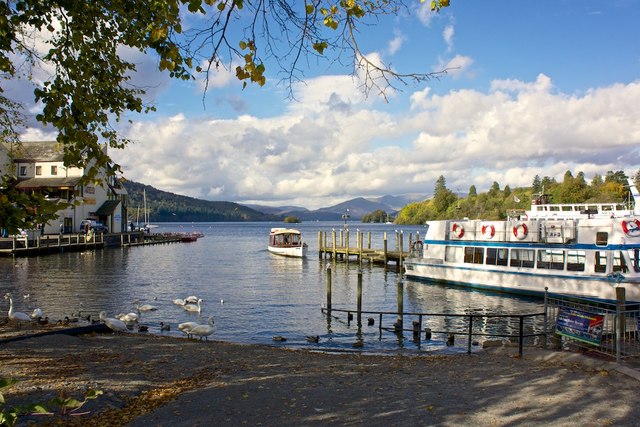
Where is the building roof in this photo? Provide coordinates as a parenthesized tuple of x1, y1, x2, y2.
(15, 176, 82, 189)
(10, 141, 64, 162)
(95, 200, 121, 216)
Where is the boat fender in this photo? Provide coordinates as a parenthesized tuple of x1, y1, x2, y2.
(621, 219, 640, 237)
(481, 224, 495, 239)
(513, 223, 528, 240)
(451, 223, 465, 239)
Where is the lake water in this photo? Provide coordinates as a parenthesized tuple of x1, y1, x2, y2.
(0, 222, 546, 354)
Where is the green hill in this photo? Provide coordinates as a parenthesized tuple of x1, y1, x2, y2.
(122, 180, 281, 222)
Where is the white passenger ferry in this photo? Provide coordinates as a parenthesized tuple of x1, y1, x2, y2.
(404, 180, 640, 302)
(268, 228, 308, 258)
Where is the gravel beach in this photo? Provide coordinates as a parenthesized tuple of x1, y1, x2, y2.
(1, 326, 639, 426)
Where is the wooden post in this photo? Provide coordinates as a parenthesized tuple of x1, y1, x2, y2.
(317, 231, 322, 259)
(616, 287, 626, 364)
(326, 265, 332, 312)
(345, 229, 349, 260)
(399, 231, 404, 268)
(396, 280, 403, 330)
(358, 230, 363, 266)
(357, 270, 363, 327)
(367, 231, 371, 249)
(332, 230, 337, 260)
(383, 232, 388, 265)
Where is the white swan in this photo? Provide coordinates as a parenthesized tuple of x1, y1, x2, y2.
(99, 311, 128, 332)
(30, 308, 44, 319)
(172, 298, 186, 306)
(117, 312, 139, 323)
(178, 321, 199, 338)
(189, 317, 215, 341)
(183, 298, 202, 313)
(5, 293, 31, 325)
(184, 295, 199, 304)
(133, 301, 158, 312)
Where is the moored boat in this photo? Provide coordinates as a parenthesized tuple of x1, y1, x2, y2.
(404, 179, 640, 302)
(268, 228, 307, 258)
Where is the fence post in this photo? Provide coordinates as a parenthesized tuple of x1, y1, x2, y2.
(396, 280, 403, 331)
(616, 287, 626, 365)
(326, 265, 332, 313)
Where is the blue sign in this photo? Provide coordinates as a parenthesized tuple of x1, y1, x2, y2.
(556, 307, 604, 346)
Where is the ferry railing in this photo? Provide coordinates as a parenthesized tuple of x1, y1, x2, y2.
(320, 307, 547, 357)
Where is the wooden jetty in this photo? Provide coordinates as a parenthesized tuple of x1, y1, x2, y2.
(317, 229, 421, 268)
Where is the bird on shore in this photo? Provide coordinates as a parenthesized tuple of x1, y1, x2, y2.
(178, 321, 199, 338)
(30, 308, 44, 319)
(160, 321, 171, 331)
(306, 335, 320, 343)
(5, 293, 30, 326)
(189, 317, 215, 341)
(117, 312, 139, 323)
(137, 324, 149, 332)
(272, 335, 287, 342)
(183, 298, 203, 314)
(446, 334, 455, 346)
(99, 311, 128, 332)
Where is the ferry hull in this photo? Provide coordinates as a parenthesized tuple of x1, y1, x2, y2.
(268, 245, 307, 258)
(404, 257, 640, 303)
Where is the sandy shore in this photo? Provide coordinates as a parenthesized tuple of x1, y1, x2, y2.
(1, 327, 639, 426)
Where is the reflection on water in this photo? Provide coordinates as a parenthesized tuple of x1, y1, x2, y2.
(0, 222, 545, 353)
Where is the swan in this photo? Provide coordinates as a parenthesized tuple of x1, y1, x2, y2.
(133, 301, 158, 312)
(184, 295, 199, 304)
(178, 321, 199, 338)
(183, 298, 202, 313)
(30, 308, 44, 319)
(172, 298, 186, 306)
(117, 312, 139, 323)
(189, 317, 215, 341)
(99, 311, 128, 332)
(5, 293, 31, 325)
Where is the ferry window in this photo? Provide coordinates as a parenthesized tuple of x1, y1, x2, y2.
(595, 232, 608, 246)
(445, 246, 462, 263)
(486, 248, 508, 266)
(464, 247, 484, 264)
(613, 252, 628, 273)
(566, 250, 586, 272)
(561, 206, 573, 211)
(549, 206, 560, 212)
(510, 249, 535, 268)
(594, 251, 606, 273)
(537, 249, 565, 270)
(629, 249, 640, 273)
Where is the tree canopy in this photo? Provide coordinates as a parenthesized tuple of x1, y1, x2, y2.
(0, 0, 451, 232)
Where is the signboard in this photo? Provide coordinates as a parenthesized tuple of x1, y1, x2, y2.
(556, 307, 604, 345)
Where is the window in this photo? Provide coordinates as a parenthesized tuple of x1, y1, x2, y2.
(445, 246, 462, 263)
(613, 252, 628, 273)
(35, 165, 42, 175)
(537, 249, 565, 270)
(596, 232, 608, 246)
(566, 250, 586, 272)
(594, 251, 607, 273)
(51, 165, 58, 175)
(486, 248, 508, 266)
(510, 249, 535, 268)
(629, 249, 640, 273)
(19, 166, 27, 176)
(464, 247, 484, 264)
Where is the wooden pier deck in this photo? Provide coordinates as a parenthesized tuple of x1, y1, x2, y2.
(317, 229, 420, 268)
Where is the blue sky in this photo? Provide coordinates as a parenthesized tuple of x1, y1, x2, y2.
(18, 1, 640, 209)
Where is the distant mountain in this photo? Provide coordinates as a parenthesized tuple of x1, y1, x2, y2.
(245, 194, 429, 221)
(122, 180, 280, 222)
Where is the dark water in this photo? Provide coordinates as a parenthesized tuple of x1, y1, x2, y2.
(0, 222, 545, 353)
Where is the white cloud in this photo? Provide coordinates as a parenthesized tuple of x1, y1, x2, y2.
(387, 30, 405, 55)
(443, 25, 454, 51)
(434, 54, 474, 79)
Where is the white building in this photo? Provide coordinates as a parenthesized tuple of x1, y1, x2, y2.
(1, 141, 128, 234)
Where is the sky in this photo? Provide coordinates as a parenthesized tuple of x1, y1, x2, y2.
(16, 1, 640, 210)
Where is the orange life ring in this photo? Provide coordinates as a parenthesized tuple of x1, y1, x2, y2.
(621, 219, 640, 236)
(481, 224, 495, 239)
(513, 223, 528, 240)
(451, 223, 465, 239)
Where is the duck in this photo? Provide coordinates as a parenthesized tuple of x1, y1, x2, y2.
(306, 335, 320, 343)
(183, 298, 203, 313)
(272, 335, 287, 342)
(189, 317, 215, 341)
(446, 333, 455, 346)
(160, 321, 171, 331)
(99, 311, 128, 332)
(178, 321, 199, 338)
(5, 293, 31, 326)
(137, 324, 149, 332)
